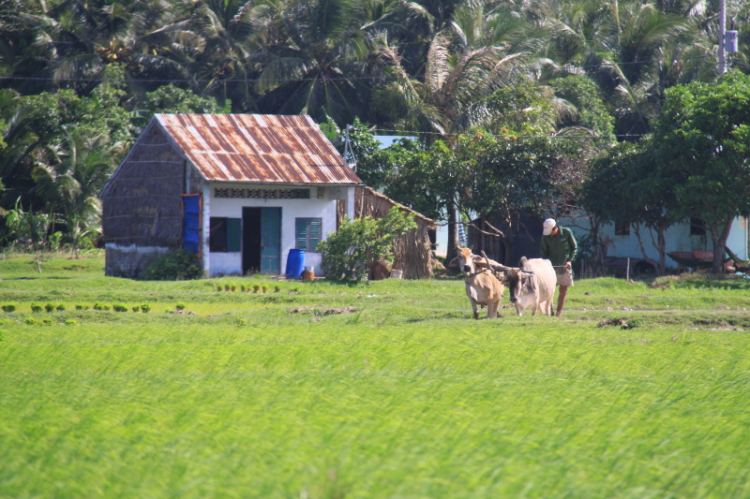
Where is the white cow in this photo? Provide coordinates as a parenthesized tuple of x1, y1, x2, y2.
(449, 247, 505, 319)
(493, 257, 556, 316)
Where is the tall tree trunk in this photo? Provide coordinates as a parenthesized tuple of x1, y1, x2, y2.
(657, 225, 666, 276)
(446, 199, 460, 260)
(633, 225, 659, 275)
(588, 215, 606, 277)
(710, 215, 734, 273)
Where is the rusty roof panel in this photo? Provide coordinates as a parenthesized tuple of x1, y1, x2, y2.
(155, 114, 360, 185)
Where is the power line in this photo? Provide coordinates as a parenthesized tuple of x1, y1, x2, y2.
(0, 55, 718, 85)
(367, 127, 648, 141)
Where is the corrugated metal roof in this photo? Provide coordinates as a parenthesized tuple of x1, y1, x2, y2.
(155, 114, 362, 185)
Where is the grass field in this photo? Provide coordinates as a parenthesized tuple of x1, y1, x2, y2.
(2, 252, 750, 498)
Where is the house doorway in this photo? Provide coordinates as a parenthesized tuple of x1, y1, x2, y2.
(242, 207, 281, 274)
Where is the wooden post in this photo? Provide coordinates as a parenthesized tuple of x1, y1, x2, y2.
(626, 257, 630, 281)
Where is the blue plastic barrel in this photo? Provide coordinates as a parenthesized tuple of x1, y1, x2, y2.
(285, 249, 305, 279)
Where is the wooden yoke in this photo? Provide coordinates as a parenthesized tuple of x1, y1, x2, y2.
(480, 250, 508, 283)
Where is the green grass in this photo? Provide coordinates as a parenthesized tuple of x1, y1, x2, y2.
(1, 252, 750, 498)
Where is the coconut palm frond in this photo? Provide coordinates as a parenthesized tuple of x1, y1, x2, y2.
(551, 96, 579, 123)
(555, 125, 596, 137)
(424, 30, 452, 94)
(257, 57, 313, 93)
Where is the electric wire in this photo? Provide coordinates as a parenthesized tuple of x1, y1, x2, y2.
(0, 55, 721, 85)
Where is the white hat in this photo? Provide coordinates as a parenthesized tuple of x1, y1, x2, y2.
(542, 218, 556, 236)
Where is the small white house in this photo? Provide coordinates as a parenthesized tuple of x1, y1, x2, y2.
(567, 215, 749, 271)
(101, 114, 362, 278)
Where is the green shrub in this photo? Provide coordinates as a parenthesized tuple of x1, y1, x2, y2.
(25, 317, 40, 325)
(625, 318, 643, 329)
(44, 303, 55, 313)
(42, 318, 53, 325)
(132, 305, 140, 312)
(216, 286, 223, 292)
(113, 304, 128, 312)
(318, 208, 416, 281)
(175, 303, 186, 311)
(2, 303, 16, 312)
(93, 303, 104, 310)
(274, 286, 281, 293)
(253, 285, 260, 293)
(56, 304, 65, 311)
(142, 250, 203, 281)
(31, 303, 43, 313)
(140, 304, 151, 313)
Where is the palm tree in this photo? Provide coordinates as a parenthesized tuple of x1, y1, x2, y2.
(31, 128, 117, 253)
(0, 89, 58, 209)
(9, 0, 200, 102)
(252, 0, 378, 124)
(599, 2, 702, 136)
(358, 0, 456, 77)
(370, 0, 536, 258)
(532, 0, 713, 138)
(27, 0, 136, 93)
(169, 0, 281, 111)
(528, 0, 608, 74)
(108, 0, 197, 97)
(372, 0, 531, 137)
(0, 0, 64, 95)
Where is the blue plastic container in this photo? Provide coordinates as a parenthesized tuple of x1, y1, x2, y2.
(285, 249, 305, 279)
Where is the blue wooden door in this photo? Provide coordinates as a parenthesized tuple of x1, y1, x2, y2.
(260, 208, 281, 274)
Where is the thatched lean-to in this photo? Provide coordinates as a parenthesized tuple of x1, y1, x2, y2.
(338, 187, 436, 279)
(101, 121, 197, 277)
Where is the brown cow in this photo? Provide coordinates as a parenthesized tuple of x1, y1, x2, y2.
(449, 247, 505, 319)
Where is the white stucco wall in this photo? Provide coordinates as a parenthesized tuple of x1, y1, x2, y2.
(562, 214, 748, 264)
(202, 184, 356, 276)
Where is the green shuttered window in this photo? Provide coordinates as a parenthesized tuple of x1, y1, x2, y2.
(227, 218, 241, 252)
(296, 218, 321, 251)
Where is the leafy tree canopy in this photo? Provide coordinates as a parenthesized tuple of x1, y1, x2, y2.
(653, 72, 750, 225)
(136, 84, 223, 129)
(550, 75, 616, 145)
(650, 72, 750, 271)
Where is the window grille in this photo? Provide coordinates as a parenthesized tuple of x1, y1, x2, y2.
(214, 188, 310, 199)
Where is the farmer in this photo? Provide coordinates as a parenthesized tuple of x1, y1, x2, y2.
(540, 218, 578, 317)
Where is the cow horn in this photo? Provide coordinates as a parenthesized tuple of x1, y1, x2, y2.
(480, 250, 492, 270)
(480, 250, 511, 271)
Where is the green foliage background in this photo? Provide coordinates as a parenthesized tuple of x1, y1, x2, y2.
(2, 0, 750, 267)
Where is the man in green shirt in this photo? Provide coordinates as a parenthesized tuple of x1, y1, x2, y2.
(540, 218, 578, 317)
